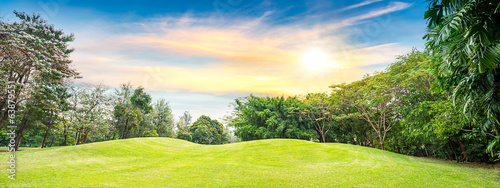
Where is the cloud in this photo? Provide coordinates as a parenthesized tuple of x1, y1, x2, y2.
(70, 1, 414, 96)
(341, 0, 383, 11)
(338, 2, 412, 28)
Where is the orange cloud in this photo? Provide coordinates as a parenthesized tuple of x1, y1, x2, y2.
(70, 2, 414, 96)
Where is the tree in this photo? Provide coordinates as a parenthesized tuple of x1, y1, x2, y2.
(0, 11, 78, 129)
(230, 95, 317, 141)
(112, 86, 152, 139)
(424, 0, 500, 157)
(176, 111, 192, 139)
(189, 115, 229, 145)
(39, 83, 72, 148)
(178, 111, 192, 129)
(70, 84, 109, 144)
(293, 93, 336, 143)
(151, 99, 174, 137)
(143, 130, 159, 137)
(332, 73, 399, 150)
(177, 130, 192, 141)
(114, 103, 142, 139)
(130, 87, 153, 115)
(380, 51, 460, 158)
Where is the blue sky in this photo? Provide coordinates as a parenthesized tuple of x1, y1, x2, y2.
(1, 0, 429, 122)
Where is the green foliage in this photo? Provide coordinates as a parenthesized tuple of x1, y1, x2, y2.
(0, 11, 79, 149)
(292, 93, 336, 142)
(70, 85, 109, 144)
(130, 87, 153, 115)
(176, 130, 192, 142)
(113, 104, 143, 139)
(151, 99, 174, 137)
(189, 115, 229, 145)
(332, 71, 400, 150)
(112, 85, 153, 139)
(143, 130, 159, 137)
(425, 0, 500, 158)
(230, 95, 317, 141)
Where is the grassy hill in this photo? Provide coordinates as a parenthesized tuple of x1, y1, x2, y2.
(1, 138, 499, 187)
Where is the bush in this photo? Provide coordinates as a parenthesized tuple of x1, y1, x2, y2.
(177, 130, 192, 141)
(143, 130, 159, 137)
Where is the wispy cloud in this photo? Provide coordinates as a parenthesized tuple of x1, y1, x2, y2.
(341, 0, 383, 11)
(339, 2, 412, 28)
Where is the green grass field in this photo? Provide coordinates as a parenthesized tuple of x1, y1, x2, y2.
(1, 138, 499, 187)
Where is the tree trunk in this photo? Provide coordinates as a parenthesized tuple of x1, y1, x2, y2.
(14, 112, 30, 151)
(380, 139, 385, 150)
(41, 111, 54, 148)
(0, 76, 27, 129)
(81, 127, 88, 144)
(75, 131, 80, 145)
(62, 122, 68, 146)
(456, 137, 469, 162)
(14, 123, 28, 151)
(424, 145, 429, 157)
(81, 134, 87, 144)
(41, 128, 50, 148)
(122, 119, 129, 139)
(48, 133, 55, 147)
(379, 136, 385, 150)
(319, 130, 326, 143)
(14, 131, 23, 151)
(0, 111, 9, 129)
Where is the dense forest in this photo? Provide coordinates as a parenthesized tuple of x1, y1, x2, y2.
(1, 0, 500, 164)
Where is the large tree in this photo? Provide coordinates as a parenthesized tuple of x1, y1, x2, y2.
(424, 0, 500, 157)
(230, 95, 317, 141)
(293, 93, 336, 143)
(0, 11, 78, 129)
(332, 72, 400, 150)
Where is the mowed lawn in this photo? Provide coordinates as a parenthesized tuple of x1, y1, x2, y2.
(1, 138, 499, 187)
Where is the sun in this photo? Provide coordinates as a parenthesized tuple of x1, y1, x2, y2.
(302, 48, 330, 71)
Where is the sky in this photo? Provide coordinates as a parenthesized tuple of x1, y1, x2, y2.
(0, 0, 429, 122)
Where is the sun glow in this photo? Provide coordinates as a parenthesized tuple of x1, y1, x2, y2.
(302, 48, 331, 71)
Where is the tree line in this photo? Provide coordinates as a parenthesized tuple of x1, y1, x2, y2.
(228, 50, 495, 162)
(0, 11, 230, 149)
(2, 0, 500, 163)
(228, 0, 500, 163)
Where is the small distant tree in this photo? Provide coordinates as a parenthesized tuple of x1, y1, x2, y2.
(189, 115, 229, 145)
(176, 111, 192, 140)
(177, 130, 192, 141)
(143, 130, 159, 137)
(71, 85, 109, 144)
(178, 111, 192, 129)
(151, 99, 174, 137)
(113, 86, 152, 139)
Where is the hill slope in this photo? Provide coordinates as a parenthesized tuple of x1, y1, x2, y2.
(1, 138, 499, 187)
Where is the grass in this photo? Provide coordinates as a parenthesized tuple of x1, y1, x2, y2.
(1, 138, 499, 187)
(0, 147, 39, 152)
